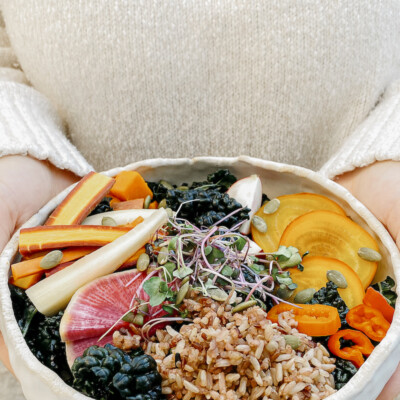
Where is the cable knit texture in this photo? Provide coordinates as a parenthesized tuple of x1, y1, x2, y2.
(0, 1, 399, 398)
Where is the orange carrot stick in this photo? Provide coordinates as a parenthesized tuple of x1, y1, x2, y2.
(9, 272, 44, 290)
(19, 225, 130, 256)
(45, 172, 115, 226)
(120, 216, 144, 229)
(12, 247, 98, 280)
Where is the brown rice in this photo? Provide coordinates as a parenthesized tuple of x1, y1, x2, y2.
(114, 297, 337, 400)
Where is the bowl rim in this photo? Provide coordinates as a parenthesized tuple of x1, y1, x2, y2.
(1, 155, 399, 400)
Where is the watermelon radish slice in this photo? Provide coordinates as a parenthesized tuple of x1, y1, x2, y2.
(60, 270, 154, 365)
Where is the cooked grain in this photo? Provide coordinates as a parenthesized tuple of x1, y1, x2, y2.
(115, 297, 336, 399)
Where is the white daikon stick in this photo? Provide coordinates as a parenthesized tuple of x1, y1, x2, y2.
(82, 209, 157, 226)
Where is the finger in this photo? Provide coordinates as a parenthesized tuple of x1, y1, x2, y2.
(377, 361, 400, 400)
(0, 332, 14, 374)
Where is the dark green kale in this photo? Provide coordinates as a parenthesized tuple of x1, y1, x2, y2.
(72, 344, 164, 400)
(372, 276, 397, 308)
(202, 169, 237, 189)
(307, 281, 349, 328)
(147, 169, 250, 228)
(9, 284, 72, 384)
(332, 358, 358, 390)
(89, 197, 113, 216)
(10, 284, 37, 336)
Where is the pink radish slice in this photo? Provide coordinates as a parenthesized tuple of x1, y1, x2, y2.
(60, 270, 146, 342)
(66, 334, 113, 367)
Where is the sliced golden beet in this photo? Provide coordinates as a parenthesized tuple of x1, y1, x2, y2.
(288, 256, 365, 309)
(280, 210, 379, 288)
(251, 193, 346, 253)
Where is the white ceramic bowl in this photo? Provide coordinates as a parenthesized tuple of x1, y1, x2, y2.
(1, 156, 399, 400)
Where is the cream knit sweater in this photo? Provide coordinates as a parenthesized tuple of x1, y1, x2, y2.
(0, 1, 400, 398)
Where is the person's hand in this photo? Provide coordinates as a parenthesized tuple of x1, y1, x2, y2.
(0, 155, 78, 372)
(336, 160, 400, 400)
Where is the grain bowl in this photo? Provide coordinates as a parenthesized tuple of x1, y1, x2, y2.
(0, 156, 399, 400)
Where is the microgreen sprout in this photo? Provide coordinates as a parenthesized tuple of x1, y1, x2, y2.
(113, 200, 303, 341)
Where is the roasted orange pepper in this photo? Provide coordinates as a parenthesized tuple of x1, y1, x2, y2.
(267, 303, 341, 336)
(328, 329, 374, 368)
(363, 287, 394, 323)
(346, 304, 390, 342)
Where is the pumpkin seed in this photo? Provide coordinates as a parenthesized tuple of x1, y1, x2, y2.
(263, 198, 280, 214)
(122, 311, 135, 323)
(284, 335, 301, 350)
(276, 286, 294, 300)
(165, 208, 174, 218)
(144, 195, 152, 209)
(181, 276, 190, 285)
(326, 270, 348, 288)
(132, 313, 144, 326)
(208, 288, 229, 302)
(251, 215, 267, 233)
(101, 216, 117, 226)
(157, 247, 169, 265)
(40, 250, 63, 269)
(138, 304, 149, 314)
(232, 300, 258, 314)
(294, 288, 316, 304)
(160, 180, 174, 190)
(158, 199, 167, 209)
(358, 247, 382, 262)
(176, 282, 190, 305)
(137, 253, 150, 272)
(177, 186, 189, 191)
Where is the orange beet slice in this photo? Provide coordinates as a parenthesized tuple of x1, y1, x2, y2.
(288, 256, 365, 308)
(251, 193, 346, 253)
(280, 210, 379, 289)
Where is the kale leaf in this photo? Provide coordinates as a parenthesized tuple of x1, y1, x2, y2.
(372, 276, 397, 308)
(147, 169, 250, 228)
(332, 358, 358, 390)
(9, 284, 72, 384)
(88, 197, 113, 216)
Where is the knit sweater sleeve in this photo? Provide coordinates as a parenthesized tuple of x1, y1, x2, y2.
(320, 79, 400, 179)
(0, 12, 92, 177)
